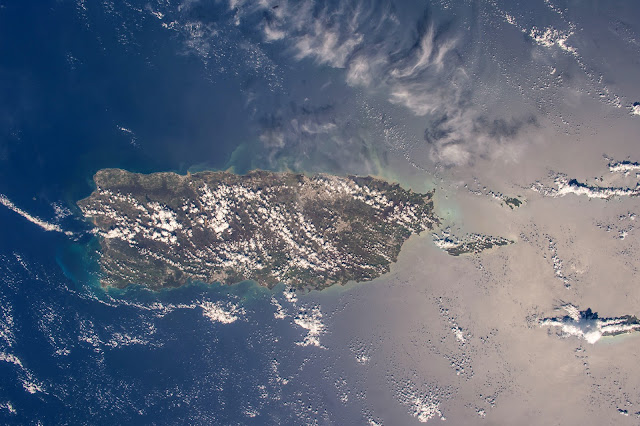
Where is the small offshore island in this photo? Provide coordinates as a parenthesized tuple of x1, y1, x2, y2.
(78, 169, 439, 290)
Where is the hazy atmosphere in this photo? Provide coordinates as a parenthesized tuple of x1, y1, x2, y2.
(1, 0, 640, 424)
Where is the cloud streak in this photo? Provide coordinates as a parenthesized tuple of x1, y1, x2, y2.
(227, 0, 535, 166)
(0, 194, 73, 236)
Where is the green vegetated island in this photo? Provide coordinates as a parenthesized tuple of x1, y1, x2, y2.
(78, 169, 442, 290)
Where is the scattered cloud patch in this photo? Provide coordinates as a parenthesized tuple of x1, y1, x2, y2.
(200, 301, 245, 324)
(393, 378, 448, 423)
(529, 26, 577, 55)
(294, 305, 325, 348)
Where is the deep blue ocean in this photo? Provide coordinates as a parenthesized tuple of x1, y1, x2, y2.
(4, 0, 617, 423)
(3, 0, 638, 423)
(0, 1, 354, 423)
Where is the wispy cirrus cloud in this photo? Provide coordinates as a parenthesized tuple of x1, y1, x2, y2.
(170, 0, 539, 167)
(227, 0, 536, 166)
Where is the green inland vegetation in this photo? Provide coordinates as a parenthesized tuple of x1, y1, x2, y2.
(504, 197, 522, 209)
(444, 236, 512, 256)
(78, 169, 439, 291)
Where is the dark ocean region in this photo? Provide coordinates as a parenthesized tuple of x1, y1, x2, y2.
(0, 1, 261, 209)
(1, 219, 347, 424)
(8, 0, 638, 422)
(0, 0, 463, 421)
(0, 2, 346, 423)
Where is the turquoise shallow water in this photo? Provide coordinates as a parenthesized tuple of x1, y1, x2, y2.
(56, 235, 282, 309)
(1, 227, 341, 423)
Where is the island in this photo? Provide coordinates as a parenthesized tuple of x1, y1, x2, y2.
(78, 169, 439, 290)
(432, 228, 513, 256)
(504, 197, 522, 209)
(540, 305, 640, 344)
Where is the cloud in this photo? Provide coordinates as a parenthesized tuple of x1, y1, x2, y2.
(540, 305, 640, 344)
(226, 0, 537, 167)
(390, 19, 457, 79)
(424, 113, 538, 166)
(390, 25, 438, 79)
(256, 103, 338, 159)
(294, 23, 363, 68)
(263, 21, 286, 42)
(0, 194, 73, 236)
(389, 86, 441, 117)
(346, 53, 386, 87)
(252, 99, 383, 174)
(258, 109, 338, 153)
